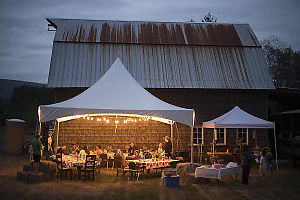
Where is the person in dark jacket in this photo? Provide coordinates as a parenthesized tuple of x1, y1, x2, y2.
(163, 136, 172, 158)
(240, 144, 255, 185)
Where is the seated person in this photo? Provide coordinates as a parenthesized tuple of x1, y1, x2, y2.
(134, 150, 142, 160)
(71, 143, 80, 154)
(95, 145, 104, 160)
(157, 143, 165, 157)
(79, 145, 89, 159)
(55, 145, 66, 155)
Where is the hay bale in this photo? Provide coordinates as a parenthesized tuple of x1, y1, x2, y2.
(27, 172, 46, 183)
(176, 163, 201, 184)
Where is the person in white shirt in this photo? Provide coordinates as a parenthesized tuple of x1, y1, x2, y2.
(157, 143, 165, 157)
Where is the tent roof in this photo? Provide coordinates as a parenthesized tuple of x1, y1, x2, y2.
(39, 58, 194, 126)
(202, 106, 274, 129)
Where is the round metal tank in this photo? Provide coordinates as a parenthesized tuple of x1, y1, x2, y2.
(5, 119, 25, 154)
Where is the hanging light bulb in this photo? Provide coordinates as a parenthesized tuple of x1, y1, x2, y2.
(87, 117, 90, 120)
(91, 117, 94, 120)
(115, 120, 119, 124)
(106, 119, 109, 123)
(139, 118, 142, 121)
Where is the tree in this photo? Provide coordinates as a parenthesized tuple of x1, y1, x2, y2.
(202, 12, 217, 23)
(262, 36, 300, 89)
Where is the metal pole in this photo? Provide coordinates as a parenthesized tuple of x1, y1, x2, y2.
(213, 129, 216, 164)
(201, 127, 204, 163)
(274, 126, 278, 170)
(191, 126, 193, 163)
(57, 121, 60, 146)
(171, 122, 174, 155)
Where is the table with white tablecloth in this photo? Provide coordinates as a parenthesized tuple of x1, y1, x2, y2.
(195, 166, 241, 180)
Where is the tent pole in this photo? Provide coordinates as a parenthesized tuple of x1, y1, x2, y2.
(191, 126, 193, 163)
(38, 122, 42, 136)
(213, 128, 216, 164)
(201, 127, 204, 164)
(274, 126, 278, 170)
(171, 122, 174, 156)
(57, 121, 60, 146)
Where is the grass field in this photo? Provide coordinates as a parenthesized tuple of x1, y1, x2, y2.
(0, 154, 299, 200)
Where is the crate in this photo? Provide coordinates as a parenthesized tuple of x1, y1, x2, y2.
(163, 175, 180, 188)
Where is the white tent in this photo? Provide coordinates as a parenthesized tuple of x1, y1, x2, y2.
(202, 106, 274, 129)
(202, 106, 278, 169)
(39, 58, 195, 126)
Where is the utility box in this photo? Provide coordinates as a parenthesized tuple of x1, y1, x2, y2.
(5, 119, 25, 154)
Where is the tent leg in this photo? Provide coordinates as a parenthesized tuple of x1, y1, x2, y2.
(38, 122, 42, 136)
(57, 121, 60, 146)
(171, 122, 174, 156)
(201, 127, 204, 164)
(191, 126, 193, 163)
(274, 127, 278, 170)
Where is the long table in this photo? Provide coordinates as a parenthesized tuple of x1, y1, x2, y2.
(128, 158, 179, 170)
(195, 166, 241, 180)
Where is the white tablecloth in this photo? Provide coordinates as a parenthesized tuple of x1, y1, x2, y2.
(195, 166, 241, 180)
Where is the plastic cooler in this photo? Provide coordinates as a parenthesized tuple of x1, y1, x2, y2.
(163, 175, 180, 188)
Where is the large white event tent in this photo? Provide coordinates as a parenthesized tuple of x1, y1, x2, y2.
(202, 106, 278, 169)
(38, 58, 195, 153)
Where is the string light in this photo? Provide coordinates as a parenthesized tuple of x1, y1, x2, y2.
(106, 119, 109, 123)
(115, 120, 119, 124)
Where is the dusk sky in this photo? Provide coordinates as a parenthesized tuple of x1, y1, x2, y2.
(0, 0, 299, 83)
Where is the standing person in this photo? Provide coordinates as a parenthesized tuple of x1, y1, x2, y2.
(240, 145, 254, 185)
(259, 149, 268, 183)
(128, 142, 136, 155)
(32, 135, 43, 173)
(47, 131, 53, 158)
(163, 136, 172, 158)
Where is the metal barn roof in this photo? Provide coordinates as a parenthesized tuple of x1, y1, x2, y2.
(46, 19, 275, 89)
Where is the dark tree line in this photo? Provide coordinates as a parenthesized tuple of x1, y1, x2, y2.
(262, 36, 300, 89)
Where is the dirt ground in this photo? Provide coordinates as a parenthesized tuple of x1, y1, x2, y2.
(0, 154, 300, 200)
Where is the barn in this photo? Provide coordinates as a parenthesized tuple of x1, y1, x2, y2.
(45, 19, 275, 161)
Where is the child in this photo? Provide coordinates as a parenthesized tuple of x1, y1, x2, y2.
(259, 150, 268, 183)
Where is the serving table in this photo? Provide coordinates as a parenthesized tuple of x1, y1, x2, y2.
(195, 165, 241, 182)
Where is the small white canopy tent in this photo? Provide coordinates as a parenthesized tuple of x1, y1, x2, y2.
(202, 106, 278, 169)
(39, 58, 194, 126)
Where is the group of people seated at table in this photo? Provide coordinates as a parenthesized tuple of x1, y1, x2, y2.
(53, 136, 172, 163)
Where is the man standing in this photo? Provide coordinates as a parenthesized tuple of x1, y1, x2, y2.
(164, 136, 172, 158)
(240, 144, 254, 185)
(32, 135, 43, 173)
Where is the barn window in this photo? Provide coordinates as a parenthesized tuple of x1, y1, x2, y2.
(215, 128, 226, 145)
(193, 127, 203, 145)
(237, 128, 248, 145)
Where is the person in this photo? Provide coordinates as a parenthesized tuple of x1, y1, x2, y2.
(134, 150, 142, 160)
(32, 135, 43, 173)
(95, 145, 104, 160)
(240, 145, 255, 185)
(128, 142, 136, 155)
(157, 143, 165, 157)
(47, 131, 53, 158)
(56, 145, 66, 155)
(71, 143, 80, 155)
(259, 149, 268, 183)
(163, 136, 172, 157)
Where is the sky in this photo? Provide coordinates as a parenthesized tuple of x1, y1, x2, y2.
(0, 0, 299, 84)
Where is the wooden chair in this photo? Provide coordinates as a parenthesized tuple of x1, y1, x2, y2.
(129, 162, 143, 181)
(56, 153, 72, 180)
(78, 155, 96, 181)
(114, 155, 131, 180)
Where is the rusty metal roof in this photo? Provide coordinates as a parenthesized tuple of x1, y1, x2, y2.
(47, 42, 275, 89)
(46, 19, 260, 47)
